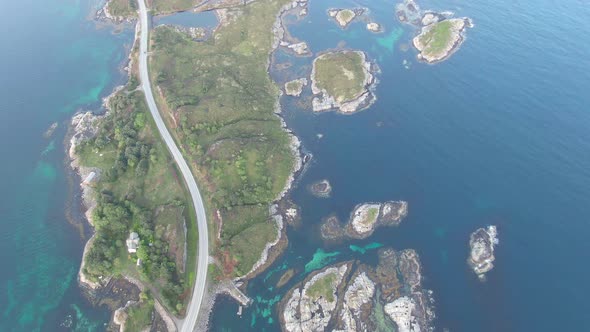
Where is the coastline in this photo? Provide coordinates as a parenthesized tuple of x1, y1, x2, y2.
(65, 9, 157, 330)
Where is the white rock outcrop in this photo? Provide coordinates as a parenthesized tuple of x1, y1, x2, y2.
(468, 225, 498, 280)
(283, 265, 348, 332)
(384, 296, 421, 332)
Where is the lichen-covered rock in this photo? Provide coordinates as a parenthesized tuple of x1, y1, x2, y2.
(366, 22, 382, 33)
(346, 201, 408, 239)
(286, 41, 310, 56)
(282, 264, 349, 332)
(349, 203, 382, 236)
(334, 272, 376, 332)
(468, 225, 498, 280)
(280, 249, 435, 332)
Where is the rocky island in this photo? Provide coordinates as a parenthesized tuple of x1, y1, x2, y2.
(396, 0, 472, 63)
(320, 201, 408, 241)
(311, 50, 377, 114)
(284, 78, 308, 97)
(280, 248, 435, 332)
(366, 22, 382, 33)
(309, 179, 332, 197)
(328, 8, 361, 28)
(468, 225, 499, 280)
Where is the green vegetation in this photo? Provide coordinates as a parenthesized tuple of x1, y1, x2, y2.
(106, 0, 137, 18)
(285, 79, 304, 96)
(336, 9, 355, 25)
(362, 206, 379, 226)
(417, 20, 455, 56)
(77, 87, 190, 314)
(151, 0, 198, 13)
(150, 0, 294, 276)
(307, 273, 337, 302)
(123, 293, 154, 332)
(313, 51, 367, 103)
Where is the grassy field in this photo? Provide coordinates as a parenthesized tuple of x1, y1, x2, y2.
(150, 0, 294, 277)
(106, 0, 137, 18)
(362, 206, 379, 226)
(150, 0, 198, 13)
(313, 51, 366, 103)
(336, 9, 355, 25)
(418, 20, 455, 56)
(307, 272, 337, 302)
(123, 296, 154, 332)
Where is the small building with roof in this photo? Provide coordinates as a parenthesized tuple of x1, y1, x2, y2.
(126, 232, 140, 253)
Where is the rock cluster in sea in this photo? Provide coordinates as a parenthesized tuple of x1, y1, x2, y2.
(279, 248, 435, 332)
(396, 0, 472, 63)
(468, 225, 499, 280)
(308, 179, 332, 197)
(320, 201, 408, 241)
(366, 22, 382, 33)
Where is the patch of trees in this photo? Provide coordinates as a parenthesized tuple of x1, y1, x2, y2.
(81, 91, 185, 313)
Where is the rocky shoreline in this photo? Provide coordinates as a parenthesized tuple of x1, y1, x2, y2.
(279, 248, 435, 332)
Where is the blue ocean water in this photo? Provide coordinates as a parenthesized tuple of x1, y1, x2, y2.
(0, 0, 132, 330)
(210, 0, 590, 331)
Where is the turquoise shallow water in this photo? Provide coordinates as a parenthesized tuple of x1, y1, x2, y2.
(0, 0, 132, 330)
(210, 0, 590, 331)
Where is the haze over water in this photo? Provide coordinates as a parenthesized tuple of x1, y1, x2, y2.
(0, 0, 589, 331)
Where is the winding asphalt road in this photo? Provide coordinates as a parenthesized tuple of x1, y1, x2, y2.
(137, 0, 209, 331)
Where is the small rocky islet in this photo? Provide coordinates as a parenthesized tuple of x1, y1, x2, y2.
(328, 8, 364, 29)
(308, 179, 332, 197)
(468, 225, 499, 280)
(396, 0, 473, 63)
(320, 201, 408, 241)
(279, 248, 435, 332)
(284, 78, 308, 97)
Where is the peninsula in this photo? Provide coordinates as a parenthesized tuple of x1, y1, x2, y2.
(311, 50, 377, 114)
